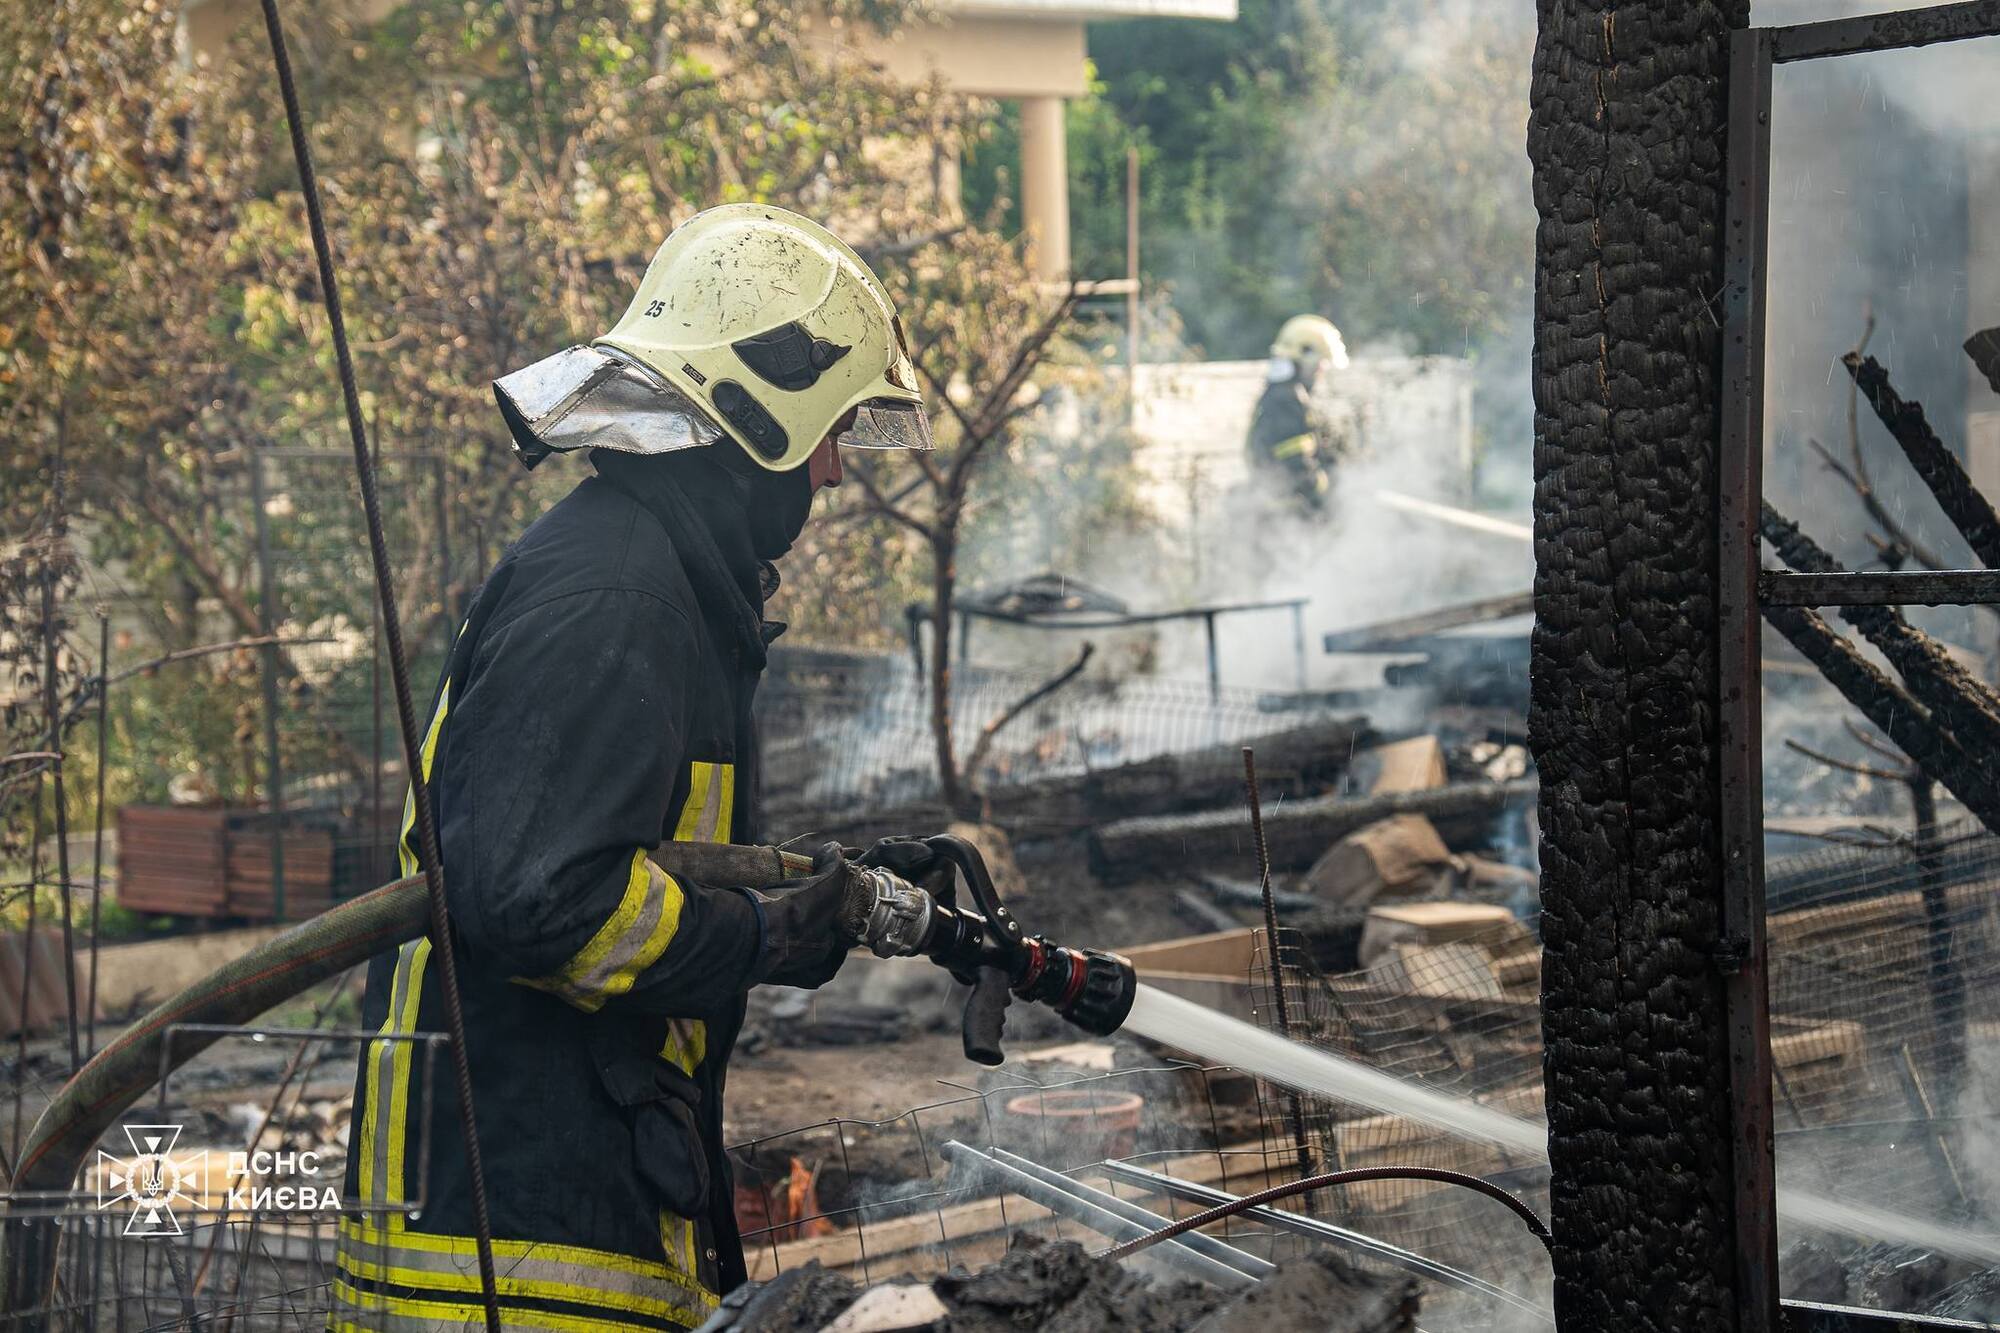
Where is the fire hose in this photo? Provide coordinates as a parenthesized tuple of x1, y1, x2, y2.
(0, 836, 1136, 1325)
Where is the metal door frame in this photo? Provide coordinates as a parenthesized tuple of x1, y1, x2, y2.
(1719, 4, 2000, 1328)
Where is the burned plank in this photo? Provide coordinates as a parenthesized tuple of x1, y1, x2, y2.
(1759, 603, 2000, 838)
(1088, 780, 1534, 882)
(776, 716, 1374, 841)
(1321, 590, 1534, 652)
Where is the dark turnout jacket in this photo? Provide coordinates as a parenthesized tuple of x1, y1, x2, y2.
(1245, 377, 1333, 504)
(335, 469, 774, 1331)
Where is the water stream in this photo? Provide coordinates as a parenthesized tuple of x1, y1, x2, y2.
(1121, 983, 2000, 1267)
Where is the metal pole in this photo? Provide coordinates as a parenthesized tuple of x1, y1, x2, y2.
(1203, 611, 1220, 703)
(248, 447, 287, 924)
(938, 1142, 1254, 1288)
(1907, 777, 1964, 1102)
(982, 1147, 1273, 1278)
(14, 781, 42, 1161)
(86, 613, 108, 1058)
(1718, 26, 1780, 1333)
(39, 442, 80, 1075)
(1096, 1160, 1551, 1324)
(1290, 603, 1307, 692)
(1125, 146, 1140, 403)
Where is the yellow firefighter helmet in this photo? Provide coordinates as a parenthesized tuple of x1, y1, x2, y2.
(495, 204, 932, 473)
(1270, 314, 1350, 377)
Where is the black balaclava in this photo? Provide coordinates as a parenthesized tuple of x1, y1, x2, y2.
(589, 446, 814, 668)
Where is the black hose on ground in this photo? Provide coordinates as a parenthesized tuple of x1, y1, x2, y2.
(1098, 1165, 1554, 1265)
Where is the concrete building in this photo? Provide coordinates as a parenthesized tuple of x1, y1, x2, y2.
(179, 0, 1237, 279)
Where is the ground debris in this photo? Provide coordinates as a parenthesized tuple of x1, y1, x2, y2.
(698, 1234, 1419, 1332)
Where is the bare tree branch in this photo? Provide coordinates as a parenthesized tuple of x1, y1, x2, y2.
(846, 457, 934, 542)
(962, 641, 1095, 785)
(1782, 737, 1906, 784)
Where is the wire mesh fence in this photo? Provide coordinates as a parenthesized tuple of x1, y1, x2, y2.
(759, 648, 1337, 827)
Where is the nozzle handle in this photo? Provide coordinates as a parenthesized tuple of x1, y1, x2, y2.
(962, 966, 1012, 1066)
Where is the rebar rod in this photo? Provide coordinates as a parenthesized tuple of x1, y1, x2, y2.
(253, 0, 500, 1323)
(39, 549, 77, 1079)
(938, 1142, 1254, 1289)
(1097, 1159, 1552, 1324)
(85, 615, 107, 1061)
(1243, 749, 1321, 1201)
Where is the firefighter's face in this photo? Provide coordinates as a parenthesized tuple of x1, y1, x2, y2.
(808, 408, 858, 491)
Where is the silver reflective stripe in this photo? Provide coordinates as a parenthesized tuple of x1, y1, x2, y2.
(690, 776, 724, 844)
(518, 856, 684, 1012)
(561, 860, 676, 1004)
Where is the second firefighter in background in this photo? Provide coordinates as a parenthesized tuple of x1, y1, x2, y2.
(1245, 313, 1349, 511)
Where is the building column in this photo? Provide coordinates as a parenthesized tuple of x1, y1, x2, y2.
(1019, 95, 1071, 281)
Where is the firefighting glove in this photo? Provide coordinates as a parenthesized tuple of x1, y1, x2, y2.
(742, 842, 870, 991)
(854, 835, 954, 896)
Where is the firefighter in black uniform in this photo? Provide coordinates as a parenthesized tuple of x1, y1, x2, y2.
(1244, 314, 1349, 511)
(333, 205, 935, 1331)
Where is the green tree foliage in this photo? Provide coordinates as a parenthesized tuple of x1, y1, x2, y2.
(967, 0, 1532, 361)
(5, 0, 1152, 815)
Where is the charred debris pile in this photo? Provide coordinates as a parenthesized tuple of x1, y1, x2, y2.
(697, 1236, 1418, 1333)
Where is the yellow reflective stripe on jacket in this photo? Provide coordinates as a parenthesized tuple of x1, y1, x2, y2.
(657, 762, 731, 1074)
(398, 681, 453, 877)
(671, 762, 735, 844)
(1271, 432, 1316, 460)
(518, 852, 685, 1013)
(357, 938, 433, 1231)
(334, 1217, 715, 1329)
(658, 1018, 707, 1078)
(330, 1280, 707, 1333)
(661, 1211, 701, 1286)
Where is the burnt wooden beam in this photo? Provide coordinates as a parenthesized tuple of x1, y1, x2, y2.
(1842, 353, 2000, 569)
(1086, 779, 1534, 882)
(1761, 504, 2000, 765)
(1760, 603, 2000, 836)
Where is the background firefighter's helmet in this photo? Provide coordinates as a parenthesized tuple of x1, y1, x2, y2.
(495, 204, 933, 472)
(1269, 314, 1350, 380)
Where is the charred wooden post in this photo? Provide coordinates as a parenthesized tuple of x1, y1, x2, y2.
(1843, 353, 2000, 568)
(1529, 3, 1751, 1329)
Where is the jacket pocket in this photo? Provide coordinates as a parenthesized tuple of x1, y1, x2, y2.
(590, 1030, 710, 1219)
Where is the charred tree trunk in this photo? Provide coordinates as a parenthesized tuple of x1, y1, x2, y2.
(929, 516, 968, 817)
(1529, 3, 1748, 1329)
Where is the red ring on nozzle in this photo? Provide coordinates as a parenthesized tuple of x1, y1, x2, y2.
(1056, 950, 1090, 1011)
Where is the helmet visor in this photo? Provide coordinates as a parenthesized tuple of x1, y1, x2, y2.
(844, 398, 936, 452)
